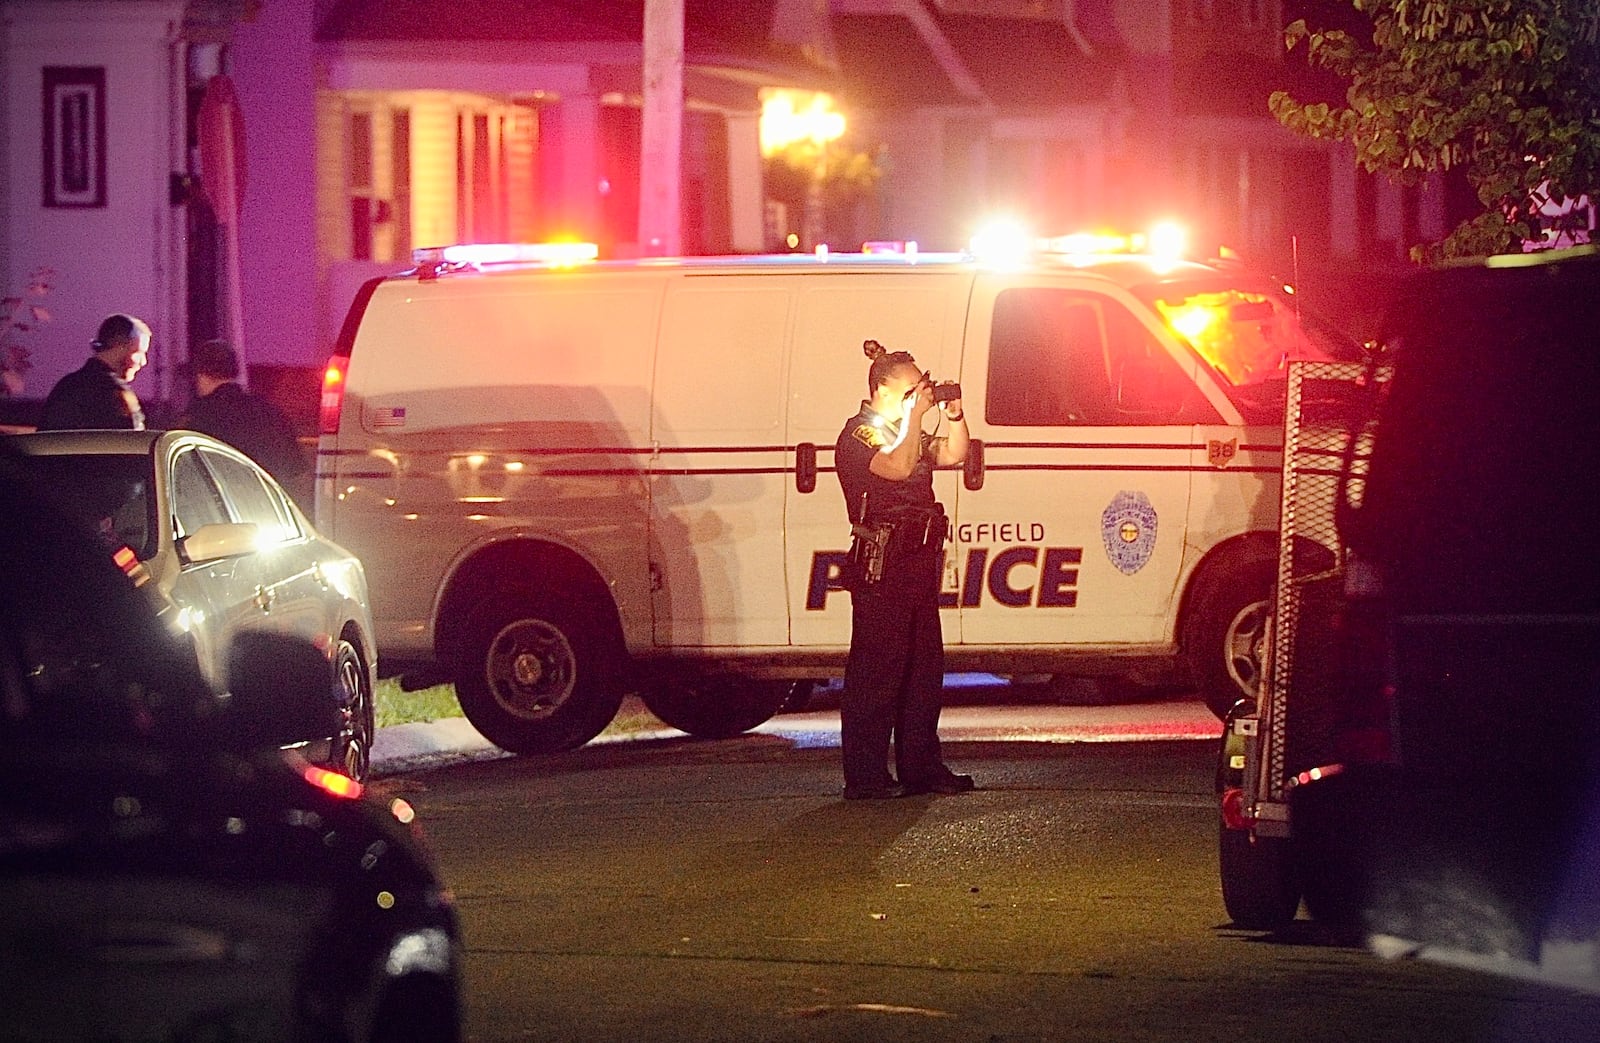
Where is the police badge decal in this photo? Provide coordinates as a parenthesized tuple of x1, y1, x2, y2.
(1101, 491, 1158, 575)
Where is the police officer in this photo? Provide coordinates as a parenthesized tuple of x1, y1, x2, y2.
(182, 340, 311, 509)
(834, 339, 972, 799)
(37, 313, 150, 431)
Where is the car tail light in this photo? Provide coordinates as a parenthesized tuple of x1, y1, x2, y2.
(301, 762, 363, 800)
(320, 355, 350, 436)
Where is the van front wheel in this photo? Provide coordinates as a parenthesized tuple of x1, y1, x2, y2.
(453, 594, 625, 754)
(1183, 557, 1275, 719)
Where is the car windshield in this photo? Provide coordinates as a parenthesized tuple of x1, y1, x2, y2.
(1133, 278, 1364, 423)
(19, 452, 156, 559)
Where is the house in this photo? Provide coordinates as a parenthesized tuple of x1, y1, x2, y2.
(1, 0, 1446, 423)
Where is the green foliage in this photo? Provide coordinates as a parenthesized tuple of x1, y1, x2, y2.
(1270, 0, 1600, 261)
(1, 267, 53, 396)
(375, 679, 462, 727)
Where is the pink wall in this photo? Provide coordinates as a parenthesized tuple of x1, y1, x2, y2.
(230, 1, 320, 369)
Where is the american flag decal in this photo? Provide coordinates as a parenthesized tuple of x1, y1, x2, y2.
(370, 406, 407, 429)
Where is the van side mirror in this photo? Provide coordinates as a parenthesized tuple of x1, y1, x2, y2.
(224, 630, 336, 752)
(964, 439, 985, 491)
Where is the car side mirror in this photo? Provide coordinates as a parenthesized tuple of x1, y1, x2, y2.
(224, 630, 336, 751)
(180, 521, 260, 564)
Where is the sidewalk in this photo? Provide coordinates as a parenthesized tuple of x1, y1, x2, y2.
(370, 694, 1224, 775)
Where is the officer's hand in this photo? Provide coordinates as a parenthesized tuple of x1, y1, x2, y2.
(905, 379, 934, 421)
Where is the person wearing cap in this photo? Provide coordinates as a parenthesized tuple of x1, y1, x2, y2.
(182, 339, 311, 508)
(37, 314, 150, 431)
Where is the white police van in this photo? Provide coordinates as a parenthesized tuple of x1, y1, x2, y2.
(316, 234, 1361, 754)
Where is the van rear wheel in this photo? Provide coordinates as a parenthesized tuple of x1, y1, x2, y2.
(453, 593, 624, 755)
(1183, 557, 1275, 719)
(641, 678, 790, 739)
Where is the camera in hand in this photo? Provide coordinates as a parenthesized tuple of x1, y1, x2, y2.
(932, 380, 962, 403)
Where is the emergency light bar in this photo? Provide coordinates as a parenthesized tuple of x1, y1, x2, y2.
(969, 219, 1191, 265)
(411, 241, 599, 269)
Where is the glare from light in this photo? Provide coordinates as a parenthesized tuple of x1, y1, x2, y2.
(385, 928, 453, 976)
(1166, 304, 1220, 341)
(1147, 220, 1188, 259)
(969, 217, 1034, 266)
(759, 90, 846, 156)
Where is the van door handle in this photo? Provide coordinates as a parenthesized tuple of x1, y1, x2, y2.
(795, 442, 817, 493)
(964, 438, 985, 491)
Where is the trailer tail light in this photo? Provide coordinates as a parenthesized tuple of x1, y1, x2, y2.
(320, 355, 350, 436)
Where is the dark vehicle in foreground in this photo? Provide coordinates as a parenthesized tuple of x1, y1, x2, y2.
(0, 457, 461, 1042)
(1218, 247, 1600, 965)
(5, 428, 377, 780)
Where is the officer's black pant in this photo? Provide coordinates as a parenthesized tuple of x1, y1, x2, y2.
(841, 556, 946, 789)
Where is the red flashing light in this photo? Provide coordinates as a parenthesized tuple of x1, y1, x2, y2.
(320, 356, 350, 436)
(301, 762, 363, 800)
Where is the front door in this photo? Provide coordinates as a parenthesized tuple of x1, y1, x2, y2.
(949, 282, 1222, 648)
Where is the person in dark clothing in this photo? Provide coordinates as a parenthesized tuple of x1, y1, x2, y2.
(37, 313, 150, 431)
(834, 338, 973, 800)
(182, 340, 311, 508)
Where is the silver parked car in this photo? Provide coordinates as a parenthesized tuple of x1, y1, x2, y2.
(5, 429, 378, 780)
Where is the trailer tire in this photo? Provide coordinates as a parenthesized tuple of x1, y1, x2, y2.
(1219, 825, 1301, 931)
(1184, 555, 1275, 719)
(453, 592, 625, 755)
(642, 678, 791, 739)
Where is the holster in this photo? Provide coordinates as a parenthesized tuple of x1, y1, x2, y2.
(849, 523, 893, 585)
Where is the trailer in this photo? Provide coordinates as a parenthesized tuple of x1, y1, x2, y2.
(1216, 359, 1392, 930)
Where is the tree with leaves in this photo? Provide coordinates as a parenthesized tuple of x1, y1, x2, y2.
(1270, 0, 1600, 261)
(1, 268, 53, 397)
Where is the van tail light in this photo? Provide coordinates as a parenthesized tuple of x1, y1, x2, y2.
(320, 355, 350, 436)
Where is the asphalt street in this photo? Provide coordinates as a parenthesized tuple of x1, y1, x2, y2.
(370, 686, 1600, 1003)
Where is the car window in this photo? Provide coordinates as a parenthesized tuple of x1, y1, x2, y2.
(985, 288, 1213, 426)
(171, 447, 232, 538)
(199, 448, 299, 543)
(17, 452, 155, 558)
(1134, 277, 1363, 423)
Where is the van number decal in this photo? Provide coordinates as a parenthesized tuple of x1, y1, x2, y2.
(806, 546, 1083, 611)
(1100, 491, 1158, 575)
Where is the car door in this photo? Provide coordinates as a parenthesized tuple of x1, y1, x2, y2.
(951, 280, 1220, 647)
(196, 445, 328, 649)
(166, 445, 253, 689)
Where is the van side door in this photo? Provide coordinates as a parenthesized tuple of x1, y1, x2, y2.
(785, 273, 970, 646)
(648, 278, 792, 647)
(951, 281, 1222, 647)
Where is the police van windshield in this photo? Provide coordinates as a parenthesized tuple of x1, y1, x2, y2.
(1133, 278, 1363, 422)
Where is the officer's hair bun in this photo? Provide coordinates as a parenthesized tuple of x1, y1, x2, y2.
(863, 339, 887, 361)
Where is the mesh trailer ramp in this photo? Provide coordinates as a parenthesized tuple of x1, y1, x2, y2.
(1216, 359, 1392, 931)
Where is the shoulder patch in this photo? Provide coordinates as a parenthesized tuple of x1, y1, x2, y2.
(852, 423, 887, 449)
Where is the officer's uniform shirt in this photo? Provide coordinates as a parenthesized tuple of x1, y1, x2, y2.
(183, 381, 311, 506)
(38, 357, 144, 431)
(834, 401, 936, 525)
